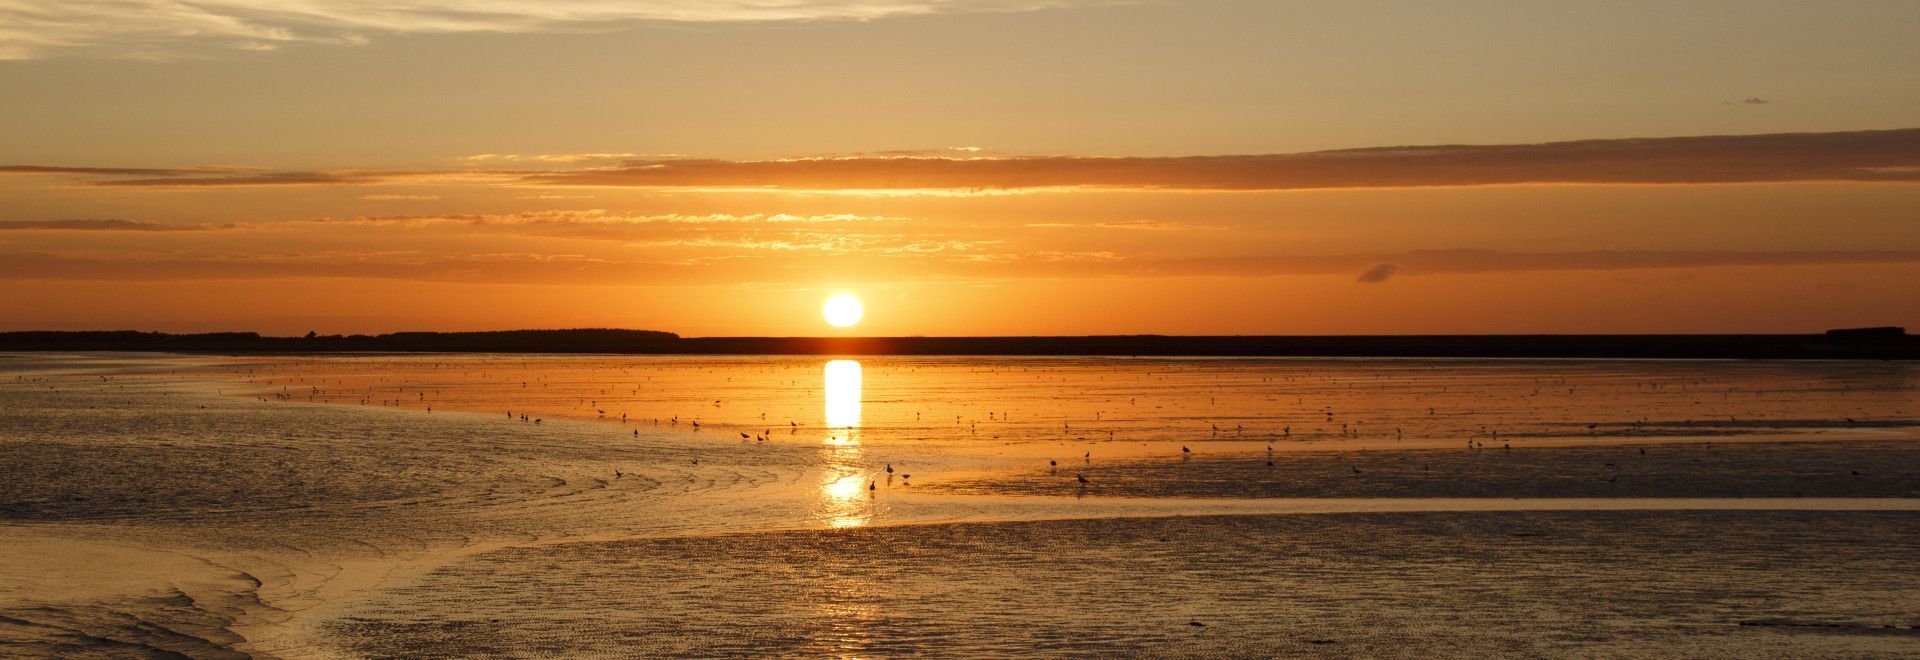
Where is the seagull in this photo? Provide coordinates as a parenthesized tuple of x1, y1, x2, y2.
(1076, 474, 1089, 484)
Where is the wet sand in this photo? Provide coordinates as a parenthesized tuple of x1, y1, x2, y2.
(931, 441, 1920, 499)
(1, 353, 1916, 657)
(327, 511, 1920, 658)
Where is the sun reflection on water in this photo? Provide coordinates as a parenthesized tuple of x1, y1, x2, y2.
(823, 359, 861, 445)
(819, 359, 874, 528)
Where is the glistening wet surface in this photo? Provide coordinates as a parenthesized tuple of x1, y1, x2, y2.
(327, 511, 1920, 658)
(1, 353, 1915, 657)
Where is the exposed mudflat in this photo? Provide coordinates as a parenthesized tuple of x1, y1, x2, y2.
(2, 353, 1915, 657)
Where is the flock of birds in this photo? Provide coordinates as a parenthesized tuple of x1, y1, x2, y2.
(221, 359, 1908, 499)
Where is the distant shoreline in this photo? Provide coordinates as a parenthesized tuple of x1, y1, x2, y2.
(1, 328, 1914, 360)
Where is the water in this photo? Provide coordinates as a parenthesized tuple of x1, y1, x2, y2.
(1, 353, 1916, 657)
(233, 354, 1916, 448)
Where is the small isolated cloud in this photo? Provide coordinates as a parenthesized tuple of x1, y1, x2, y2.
(1356, 263, 1399, 283)
(1742, 97, 1771, 105)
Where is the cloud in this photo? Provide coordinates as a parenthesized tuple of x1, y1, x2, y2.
(4, 167, 518, 188)
(1356, 263, 1398, 283)
(15, 129, 1915, 193)
(527, 129, 1920, 191)
(1094, 220, 1230, 231)
(307, 210, 906, 227)
(0, 1, 1085, 60)
(84, 170, 382, 187)
(2, 247, 1913, 286)
(1741, 97, 1771, 105)
(361, 194, 441, 201)
(0, 219, 226, 231)
(1, 165, 218, 176)
(463, 153, 641, 164)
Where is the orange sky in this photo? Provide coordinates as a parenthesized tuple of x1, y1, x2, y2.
(1, 1, 1917, 335)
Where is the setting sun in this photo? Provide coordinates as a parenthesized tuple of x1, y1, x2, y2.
(822, 294, 863, 328)
(1, 3, 1917, 657)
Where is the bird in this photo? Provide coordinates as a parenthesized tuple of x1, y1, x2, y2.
(886, 464, 894, 474)
(1182, 446, 1191, 453)
(1350, 466, 1362, 475)
(1075, 474, 1089, 485)
(868, 480, 876, 493)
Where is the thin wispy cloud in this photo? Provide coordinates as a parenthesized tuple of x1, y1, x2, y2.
(0, 219, 230, 231)
(12, 129, 1915, 192)
(532, 129, 1920, 191)
(4, 244, 1914, 286)
(307, 210, 906, 227)
(462, 153, 641, 164)
(0, 1, 1086, 60)
(1094, 220, 1231, 231)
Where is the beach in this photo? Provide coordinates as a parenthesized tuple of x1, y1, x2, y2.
(1, 353, 1915, 657)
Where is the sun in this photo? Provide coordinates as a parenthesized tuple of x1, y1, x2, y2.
(822, 293, 864, 328)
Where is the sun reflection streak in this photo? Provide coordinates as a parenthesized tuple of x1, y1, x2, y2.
(817, 359, 875, 528)
(823, 359, 861, 444)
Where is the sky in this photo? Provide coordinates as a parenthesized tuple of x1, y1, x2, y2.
(1, 0, 1917, 336)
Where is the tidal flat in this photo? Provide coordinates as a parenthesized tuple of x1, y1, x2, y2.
(1, 353, 1915, 657)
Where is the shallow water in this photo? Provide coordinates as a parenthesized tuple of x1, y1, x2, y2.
(1, 353, 1916, 657)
